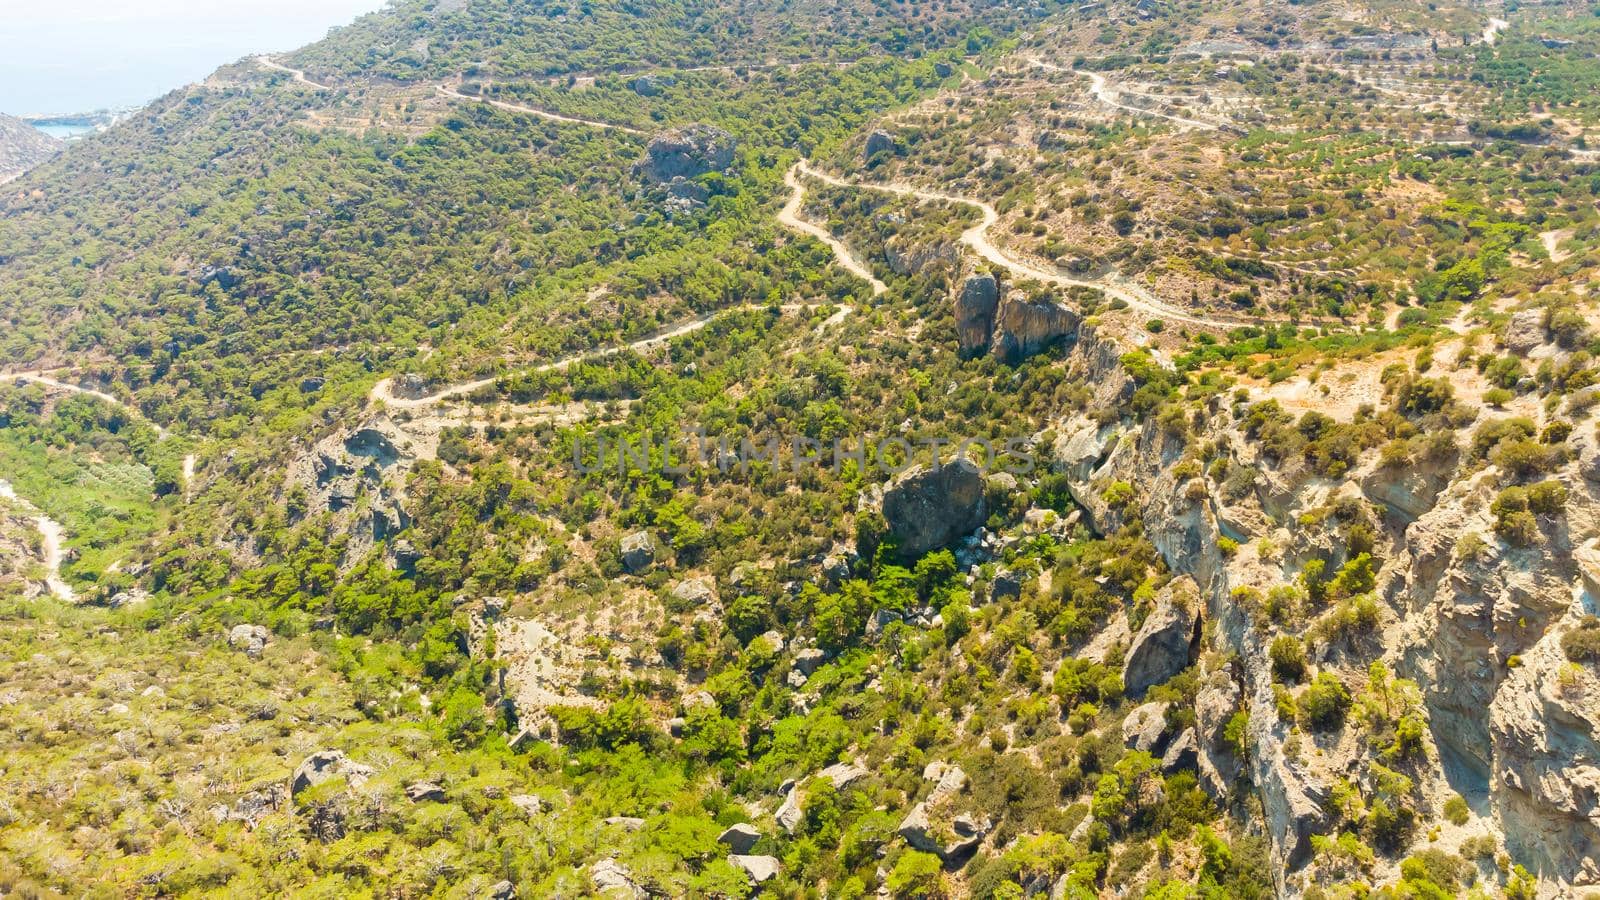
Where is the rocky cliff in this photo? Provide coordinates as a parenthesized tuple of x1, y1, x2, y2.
(1043, 324, 1600, 896)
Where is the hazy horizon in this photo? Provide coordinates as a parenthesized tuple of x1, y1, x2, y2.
(0, 0, 387, 117)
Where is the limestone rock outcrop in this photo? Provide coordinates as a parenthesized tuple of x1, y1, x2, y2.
(881, 459, 987, 558)
(991, 291, 1079, 364)
(864, 129, 899, 161)
(639, 124, 736, 182)
(1122, 576, 1200, 697)
(954, 272, 1000, 353)
(291, 750, 373, 797)
(620, 531, 656, 573)
(228, 624, 270, 657)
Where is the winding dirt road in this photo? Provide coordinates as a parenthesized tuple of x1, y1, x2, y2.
(793, 160, 1250, 329)
(0, 371, 169, 440)
(372, 302, 852, 410)
(257, 56, 332, 91)
(1027, 58, 1220, 131)
(437, 85, 647, 135)
(0, 478, 75, 602)
(778, 163, 888, 296)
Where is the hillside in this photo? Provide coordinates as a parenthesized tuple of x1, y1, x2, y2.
(0, 113, 59, 183)
(1, 0, 1599, 897)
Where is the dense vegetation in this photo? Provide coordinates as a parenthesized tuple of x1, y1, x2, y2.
(2, 0, 1599, 896)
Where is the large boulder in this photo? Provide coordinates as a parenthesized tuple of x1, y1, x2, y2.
(591, 859, 645, 898)
(729, 854, 781, 885)
(794, 647, 828, 675)
(1121, 701, 1171, 753)
(954, 273, 1000, 353)
(620, 531, 656, 573)
(897, 762, 986, 863)
(390, 373, 428, 400)
(1161, 728, 1201, 774)
(718, 822, 762, 854)
(640, 124, 736, 182)
(775, 781, 803, 834)
(819, 760, 870, 789)
(992, 292, 1078, 364)
(882, 460, 987, 558)
(405, 781, 446, 802)
(670, 577, 718, 611)
(212, 784, 287, 827)
(228, 624, 270, 658)
(1123, 576, 1200, 697)
(290, 750, 373, 796)
(1503, 308, 1547, 354)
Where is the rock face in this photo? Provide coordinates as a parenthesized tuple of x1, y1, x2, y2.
(864, 129, 899, 161)
(883, 237, 959, 277)
(991, 292, 1079, 364)
(881, 460, 987, 558)
(640, 124, 736, 182)
(1035, 323, 1600, 889)
(954, 273, 1000, 353)
(1122, 577, 1200, 696)
(228, 624, 270, 657)
(620, 531, 656, 573)
(1192, 676, 1242, 797)
(290, 750, 373, 796)
(285, 415, 433, 569)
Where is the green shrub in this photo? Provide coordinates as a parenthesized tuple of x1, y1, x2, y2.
(1493, 438, 1560, 481)
(1301, 672, 1350, 731)
(1491, 487, 1540, 546)
(887, 850, 945, 898)
(1269, 635, 1308, 684)
(1527, 480, 1569, 515)
(1443, 794, 1470, 826)
(1562, 616, 1600, 664)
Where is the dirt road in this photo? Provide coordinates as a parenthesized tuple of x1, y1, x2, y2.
(437, 85, 647, 135)
(257, 56, 332, 90)
(372, 302, 853, 410)
(795, 160, 1250, 329)
(0, 478, 75, 602)
(778, 163, 889, 296)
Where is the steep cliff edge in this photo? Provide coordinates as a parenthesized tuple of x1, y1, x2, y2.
(1047, 322, 1600, 896)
